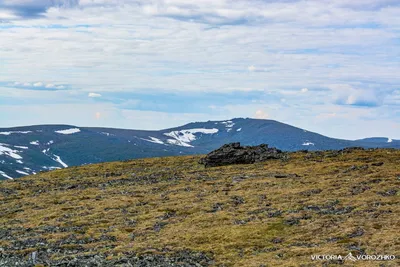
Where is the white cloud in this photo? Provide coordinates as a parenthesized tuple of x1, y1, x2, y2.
(88, 92, 102, 98)
(301, 88, 308, 93)
(0, 0, 399, 139)
(0, 10, 17, 20)
(1, 2, 398, 94)
(33, 82, 43, 87)
(248, 65, 256, 72)
(45, 83, 55, 88)
(254, 109, 269, 119)
(330, 84, 383, 106)
(316, 112, 337, 119)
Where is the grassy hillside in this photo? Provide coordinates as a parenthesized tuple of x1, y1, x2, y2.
(1, 148, 399, 266)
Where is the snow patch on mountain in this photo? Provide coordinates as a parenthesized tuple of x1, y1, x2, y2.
(141, 136, 164, 145)
(47, 140, 54, 145)
(387, 138, 393, 143)
(302, 142, 315, 146)
(23, 167, 36, 174)
(217, 120, 235, 132)
(166, 139, 193, 147)
(221, 120, 234, 126)
(100, 132, 115, 136)
(237, 128, 242, 132)
(0, 143, 23, 159)
(0, 131, 32, 135)
(16, 170, 29, 176)
(55, 128, 81, 135)
(164, 128, 218, 147)
(53, 154, 68, 168)
(14, 146, 28, 149)
(30, 141, 39, 145)
(0, 171, 13, 180)
(42, 166, 61, 170)
(39, 146, 68, 168)
(16, 160, 23, 164)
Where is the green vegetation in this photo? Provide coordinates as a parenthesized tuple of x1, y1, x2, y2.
(1, 149, 399, 266)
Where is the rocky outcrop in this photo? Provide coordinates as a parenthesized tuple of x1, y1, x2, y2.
(199, 142, 286, 167)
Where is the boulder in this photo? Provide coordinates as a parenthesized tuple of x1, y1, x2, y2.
(199, 142, 286, 167)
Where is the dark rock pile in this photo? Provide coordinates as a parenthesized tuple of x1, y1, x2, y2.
(199, 142, 286, 167)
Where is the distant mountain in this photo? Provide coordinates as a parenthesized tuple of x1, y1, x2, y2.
(1, 118, 399, 180)
(356, 137, 397, 143)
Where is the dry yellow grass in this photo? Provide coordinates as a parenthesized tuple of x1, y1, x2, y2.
(0, 149, 399, 266)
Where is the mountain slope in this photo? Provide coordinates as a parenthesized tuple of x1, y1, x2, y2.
(0, 149, 399, 266)
(356, 137, 398, 144)
(1, 118, 399, 180)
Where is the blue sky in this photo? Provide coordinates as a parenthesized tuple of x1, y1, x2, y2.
(0, 0, 399, 139)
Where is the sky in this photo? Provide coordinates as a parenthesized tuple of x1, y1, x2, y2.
(0, 0, 399, 140)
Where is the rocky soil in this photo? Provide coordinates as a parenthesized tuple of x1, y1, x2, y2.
(1, 148, 399, 266)
(0, 250, 212, 267)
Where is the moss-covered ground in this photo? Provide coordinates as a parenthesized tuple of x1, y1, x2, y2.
(1, 149, 399, 266)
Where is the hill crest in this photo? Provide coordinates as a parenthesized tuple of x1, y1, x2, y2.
(0, 148, 399, 266)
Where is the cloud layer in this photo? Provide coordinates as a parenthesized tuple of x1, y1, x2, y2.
(0, 0, 399, 139)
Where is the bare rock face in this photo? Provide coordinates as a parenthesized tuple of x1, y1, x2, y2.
(199, 142, 286, 167)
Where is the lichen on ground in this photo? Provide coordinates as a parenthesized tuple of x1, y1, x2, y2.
(0, 149, 399, 266)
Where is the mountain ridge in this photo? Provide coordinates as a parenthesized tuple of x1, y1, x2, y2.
(1, 118, 399, 180)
